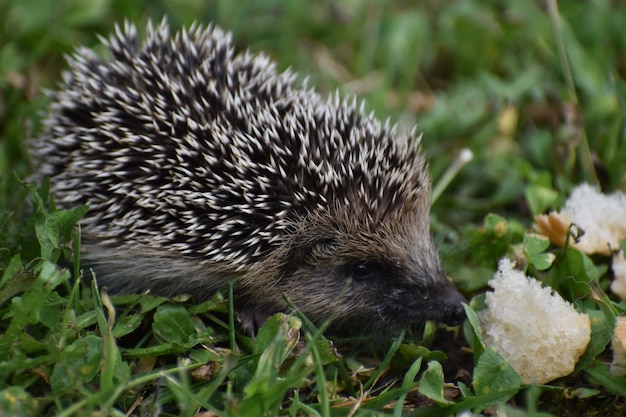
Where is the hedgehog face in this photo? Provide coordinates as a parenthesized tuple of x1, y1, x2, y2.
(242, 208, 466, 332)
(289, 253, 465, 330)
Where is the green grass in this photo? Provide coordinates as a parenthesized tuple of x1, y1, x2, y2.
(2, 0, 626, 415)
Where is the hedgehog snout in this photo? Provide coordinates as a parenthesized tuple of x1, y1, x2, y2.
(438, 285, 466, 326)
(418, 275, 466, 326)
(383, 271, 466, 327)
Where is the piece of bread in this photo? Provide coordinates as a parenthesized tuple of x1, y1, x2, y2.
(535, 183, 626, 256)
(480, 259, 591, 384)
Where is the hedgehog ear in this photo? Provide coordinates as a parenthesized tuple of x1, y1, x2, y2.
(283, 236, 336, 276)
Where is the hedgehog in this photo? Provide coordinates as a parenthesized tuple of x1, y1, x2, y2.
(30, 19, 466, 333)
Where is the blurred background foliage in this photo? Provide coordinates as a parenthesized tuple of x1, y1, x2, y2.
(2, 2, 624, 188)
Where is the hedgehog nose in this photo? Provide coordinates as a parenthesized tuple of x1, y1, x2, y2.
(442, 288, 467, 326)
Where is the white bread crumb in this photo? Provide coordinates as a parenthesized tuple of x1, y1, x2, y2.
(611, 251, 626, 300)
(480, 258, 591, 384)
(535, 183, 626, 256)
(611, 316, 626, 376)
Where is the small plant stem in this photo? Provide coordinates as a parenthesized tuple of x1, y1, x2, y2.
(546, 0, 599, 186)
(431, 148, 473, 205)
(228, 279, 237, 351)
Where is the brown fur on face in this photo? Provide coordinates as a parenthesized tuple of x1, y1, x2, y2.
(235, 204, 465, 332)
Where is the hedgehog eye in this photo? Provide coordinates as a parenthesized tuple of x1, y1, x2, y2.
(351, 260, 373, 281)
